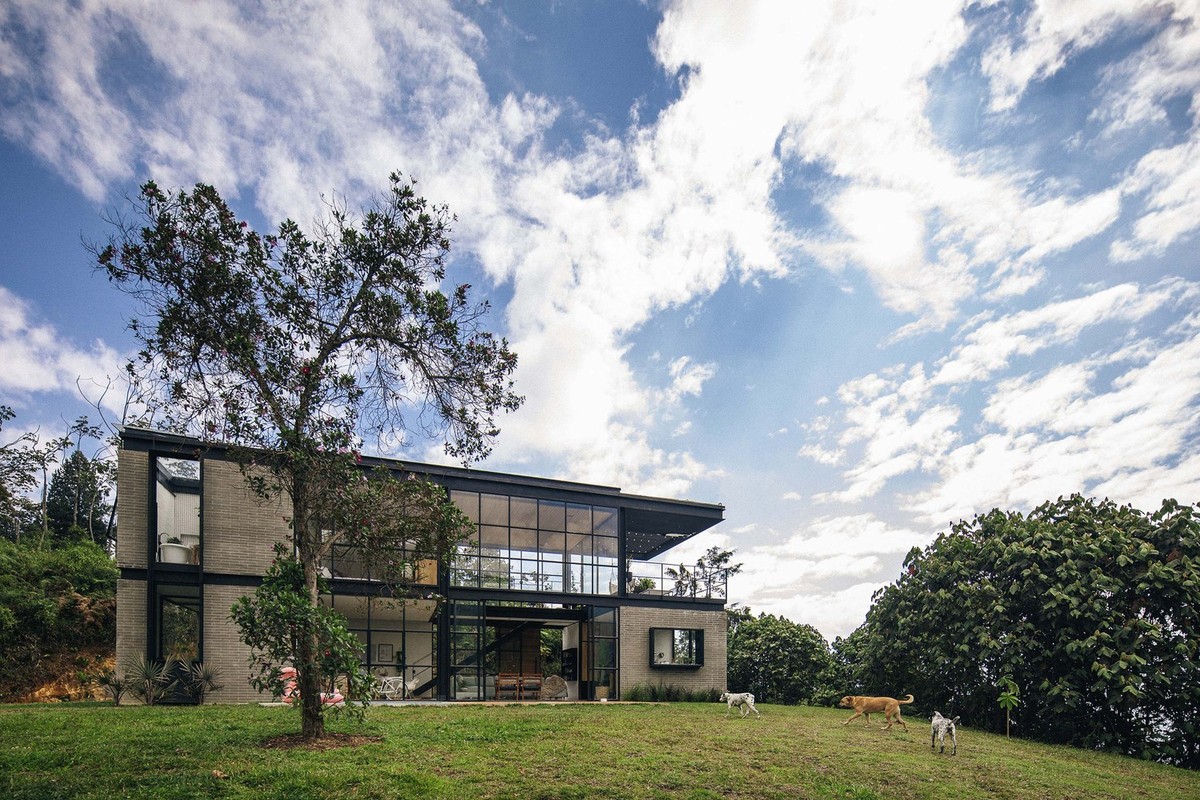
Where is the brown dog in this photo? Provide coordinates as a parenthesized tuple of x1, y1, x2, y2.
(839, 694, 914, 730)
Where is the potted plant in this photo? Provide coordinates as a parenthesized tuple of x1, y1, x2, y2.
(159, 535, 192, 564)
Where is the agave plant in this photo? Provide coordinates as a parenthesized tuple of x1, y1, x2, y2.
(179, 661, 224, 704)
(98, 671, 127, 705)
(127, 655, 172, 705)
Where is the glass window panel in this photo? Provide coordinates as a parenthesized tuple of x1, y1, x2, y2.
(160, 598, 199, 663)
(566, 533, 590, 555)
(593, 535, 617, 558)
(480, 525, 508, 549)
(597, 564, 618, 594)
(566, 503, 591, 533)
(510, 496, 538, 528)
(450, 490, 479, 523)
(594, 640, 616, 667)
(538, 529, 565, 555)
(539, 500, 566, 531)
(565, 560, 584, 594)
(509, 528, 536, 552)
(480, 493, 508, 526)
(593, 507, 617, 535)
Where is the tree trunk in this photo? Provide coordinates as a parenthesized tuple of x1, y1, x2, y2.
(294, 483, 326, 740)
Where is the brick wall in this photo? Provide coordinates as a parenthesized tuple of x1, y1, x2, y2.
(203, 584, 265, 703)
(115, 578, 146, 702)
(618, 606, 727, 696)
(202, 460, 291, 576)
(116, 450, 149, 569)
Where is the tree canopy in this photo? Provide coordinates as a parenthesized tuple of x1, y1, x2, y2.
(97, 172, 522, 737)
(848, 494, 1200, 767)
(727, 611, 835, 706)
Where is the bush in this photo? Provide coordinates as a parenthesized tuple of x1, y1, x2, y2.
(624, 683, 722, 703)
(0, 540, 117, 700)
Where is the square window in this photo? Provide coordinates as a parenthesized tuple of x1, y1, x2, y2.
(649, 628, 704, 667)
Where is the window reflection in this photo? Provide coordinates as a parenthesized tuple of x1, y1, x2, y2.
(450, 490, 619, 597)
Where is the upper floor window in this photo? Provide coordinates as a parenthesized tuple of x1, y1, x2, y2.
(450, 490, 619, 595)
(155, 457, 200, 564)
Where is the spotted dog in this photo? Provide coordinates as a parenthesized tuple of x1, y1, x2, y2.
(720, 691, 761, 718)
(931, 711, 959, 755)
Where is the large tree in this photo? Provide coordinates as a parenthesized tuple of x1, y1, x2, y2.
(850, 494, 1200, 767)
(727, 612, 834, 705)
(46, 449, 113, 546)
(97, 173, 522, 738)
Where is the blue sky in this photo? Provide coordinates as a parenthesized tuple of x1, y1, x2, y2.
(2, 0, 1199, 639)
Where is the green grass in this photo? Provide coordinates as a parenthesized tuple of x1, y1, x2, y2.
(1, 702, 1196, 799)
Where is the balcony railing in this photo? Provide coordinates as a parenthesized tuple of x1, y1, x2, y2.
(624, 560, 729, 601)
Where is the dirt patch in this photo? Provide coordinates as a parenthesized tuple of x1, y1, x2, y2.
(260, 732, 383, 751)
(21, 646, 114, 703)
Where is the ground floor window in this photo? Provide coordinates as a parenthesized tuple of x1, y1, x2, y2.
(156, 584, 199, 663)
(589, 606, 618, 699)
(321, 594, 439, 698)
(649, 627, 703, 667)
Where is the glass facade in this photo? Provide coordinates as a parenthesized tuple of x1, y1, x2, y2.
(450, 491, 620, 595)
(321, 594, 439, 695)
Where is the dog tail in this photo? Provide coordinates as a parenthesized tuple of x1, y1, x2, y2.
(900, 694, 915, 704)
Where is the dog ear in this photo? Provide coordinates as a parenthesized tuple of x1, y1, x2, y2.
(951, 717, 960, 724)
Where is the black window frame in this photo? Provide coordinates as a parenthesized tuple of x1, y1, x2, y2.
(648, 627, 704, 669)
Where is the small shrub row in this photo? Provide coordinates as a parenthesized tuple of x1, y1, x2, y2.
(99, 657, 222, 705)
(623, 683, 722, 703)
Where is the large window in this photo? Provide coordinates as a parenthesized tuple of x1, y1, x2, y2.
(156, 585, 199, 662)
(322, 594, 438, 697)
(450, 491, 619, 596)
(649, 628, 703, 667)
(155, 457, 200, 564)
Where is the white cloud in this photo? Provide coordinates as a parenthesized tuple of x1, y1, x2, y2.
(803, 280, 1200, 517)
(0, 286, 127, 415)
(729, 513, 933, 637)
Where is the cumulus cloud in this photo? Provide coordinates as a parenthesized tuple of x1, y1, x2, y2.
(803, 280, 1200, 525)
(729, 513, 933, 637)
(0, 285, 126, 415)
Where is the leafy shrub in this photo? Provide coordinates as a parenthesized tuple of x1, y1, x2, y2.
(624, 683, 723, 703)
(0, 540, 117, 700)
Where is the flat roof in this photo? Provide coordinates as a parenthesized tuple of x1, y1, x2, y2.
(121, 426, 724, 559)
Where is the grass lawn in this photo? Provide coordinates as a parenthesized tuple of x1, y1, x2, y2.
(1, 701, 1197, 799)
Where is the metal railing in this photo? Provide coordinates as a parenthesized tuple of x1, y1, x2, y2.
(624, 561, 729, 601)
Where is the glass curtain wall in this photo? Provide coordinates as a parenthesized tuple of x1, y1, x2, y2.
(320, 594, 438, 696)
(450, 491, 619, 595)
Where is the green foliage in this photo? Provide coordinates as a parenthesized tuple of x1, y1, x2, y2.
(623, 683, 722, 703)
(998, 675, 1020, 738)
(667, 546, 743, 598)
(230, 547, 375, 723)
(176, 660, 224, 704)
(0, 538, 117, 700)
(728, 612, 835, 705)
(98, 670, 127, 705)
(46, 449, 113, 546)
(126, 655, 171, 706)
(850, 494, 1200, 767)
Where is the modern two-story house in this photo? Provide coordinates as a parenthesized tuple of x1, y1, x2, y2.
(115, 426, 729, 702)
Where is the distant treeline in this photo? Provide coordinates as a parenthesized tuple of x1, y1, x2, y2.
(728, 495, 1200, 769)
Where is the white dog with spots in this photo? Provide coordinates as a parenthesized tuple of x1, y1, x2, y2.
(720, 691, 760, 718)
(931, 711, 959, 755)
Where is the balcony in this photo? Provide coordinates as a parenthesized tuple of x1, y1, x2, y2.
(623, 560, 729, 601)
